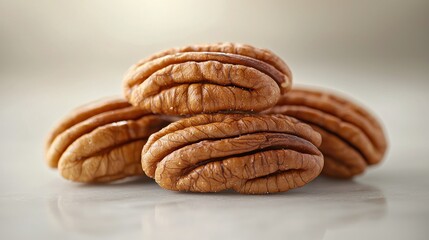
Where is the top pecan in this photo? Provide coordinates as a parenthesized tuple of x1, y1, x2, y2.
(45, 97, 174, 182)
(123, 43, 292, 115)
(141, 113, 323, 194)
(264, 88, 388, 178)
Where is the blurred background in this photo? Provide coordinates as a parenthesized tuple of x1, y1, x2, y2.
(0, 0, 428, 239)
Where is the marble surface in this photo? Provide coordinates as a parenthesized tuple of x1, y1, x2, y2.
(1, 164, 428, 240)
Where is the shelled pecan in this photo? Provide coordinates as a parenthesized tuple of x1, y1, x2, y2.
(141, 114, 323, 194)
(45, 97, 175, 182)
(123, 43, 292, 115)
(264, 88, 387, 178)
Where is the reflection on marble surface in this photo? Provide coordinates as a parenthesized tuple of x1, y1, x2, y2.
(46, 178, 387, 240)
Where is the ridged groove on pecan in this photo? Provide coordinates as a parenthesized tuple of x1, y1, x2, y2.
(276, 89, 386, 152)
(264, 88, 387, 178)
(142, 114, 321, 177)
(125, 42, 291, 91)
(141, 114, 323, 194)
(127, 60, 280, 114)
(45, 97, 176, 183)
(125, 52, 288, 91)
(61, 140, 146, 183)
(270, 106, 378, 162)
(156, 133, 323, 194)
(59, 116, 171, 182)
(135, 42, 291, 76)
(45, 99, 149, 168)
(311, 125, 366, 178)
(45, 97, 130, 153)
(123, 44, 292, 114)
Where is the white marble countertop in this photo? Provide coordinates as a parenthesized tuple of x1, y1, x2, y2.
(1, 1, 428, 239)
(1, 156, 428, 240)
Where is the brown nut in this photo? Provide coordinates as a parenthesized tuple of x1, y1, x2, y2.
(123, 42, 292, 115)
(264, 88, 388, 178)
(141, 114, 323, 194)
(45, 97, 174, 182)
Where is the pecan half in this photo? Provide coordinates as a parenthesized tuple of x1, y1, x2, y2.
(123, 43, 292, 115)
(264, 88, 388, 178)
(141, 114, 323, 194)
(45, 97, 174, 182)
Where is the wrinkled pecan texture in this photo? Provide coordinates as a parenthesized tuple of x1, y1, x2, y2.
(124, 43, 292, 115)
(264, 88, 387, 178)
(141, 114, 323, 194)
(45, 97, 174, 182)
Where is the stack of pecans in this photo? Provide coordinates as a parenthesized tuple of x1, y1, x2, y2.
(45, 43, 387, 194)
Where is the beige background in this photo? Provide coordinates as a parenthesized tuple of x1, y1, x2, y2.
(1, 0, 428, 239)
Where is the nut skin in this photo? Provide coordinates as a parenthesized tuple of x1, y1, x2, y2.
(123, 43, 292, 115)
(45, 97, 175, 183)
(264, 87, 388, 179)
(141, 114, 323, 194)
